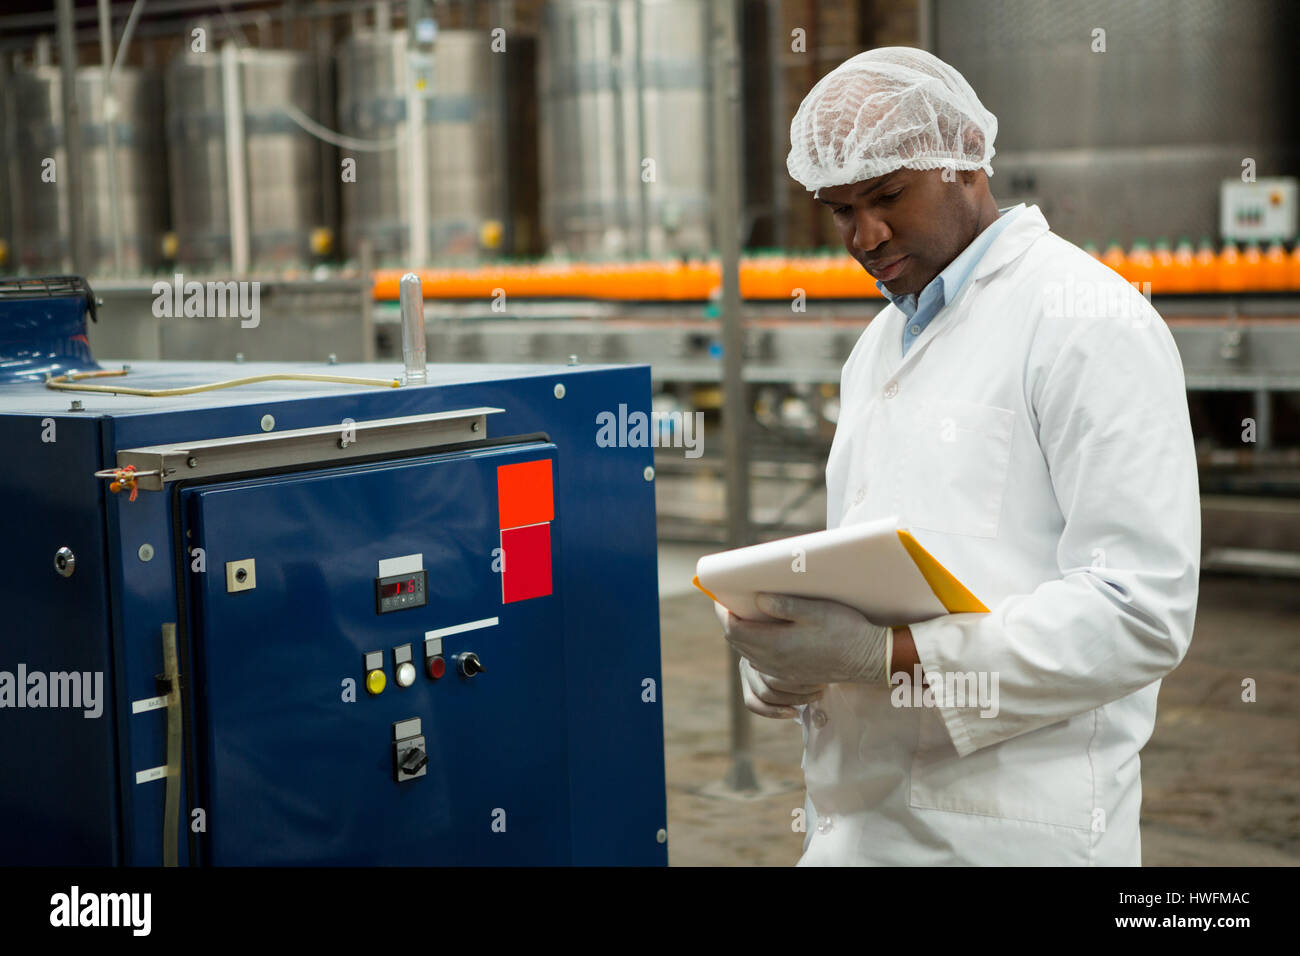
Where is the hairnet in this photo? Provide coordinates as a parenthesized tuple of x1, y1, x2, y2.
(787, 47, 997, 193)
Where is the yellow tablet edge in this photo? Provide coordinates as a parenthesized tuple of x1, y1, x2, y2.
(896, 530, 990, 614)
(692, 574, 721, 603)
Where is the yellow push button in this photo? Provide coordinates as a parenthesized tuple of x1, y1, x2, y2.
(366, 669, 387, 696)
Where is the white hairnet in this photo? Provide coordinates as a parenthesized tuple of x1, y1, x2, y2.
(787, 47, 997, 193)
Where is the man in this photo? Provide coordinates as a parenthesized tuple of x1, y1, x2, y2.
(717, 47, 1200, 865)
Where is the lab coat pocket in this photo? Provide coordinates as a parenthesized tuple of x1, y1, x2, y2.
(908, 707, 1095, 831)
(901, 400, 1013, 538)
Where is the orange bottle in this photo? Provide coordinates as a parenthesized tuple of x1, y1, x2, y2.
(1262, 240, 1288, 291)
(1288, 242, 1300, 291)
(1151, 240, 1174, 295)
(1193, 238, 1217, 293)
(1168, 238, 1196, 293)
(1126, 241, 1155, 294)
(1217, 241, 1244, 293)
(1101, 240, 1128, 281)
(1240, 241, 1265, 291)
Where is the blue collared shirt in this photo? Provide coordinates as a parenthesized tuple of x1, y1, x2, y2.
(878, 204, 1026, 357)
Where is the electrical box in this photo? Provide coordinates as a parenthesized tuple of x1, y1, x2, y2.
(0, 359, 667, 865)
(1219, 176, 1297, 242)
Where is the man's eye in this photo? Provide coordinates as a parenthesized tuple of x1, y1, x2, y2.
(880, 190, 903, 202)
(834, 206, 852, 216)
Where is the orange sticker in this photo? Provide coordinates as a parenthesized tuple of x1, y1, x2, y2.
(497, 459, 554, 529)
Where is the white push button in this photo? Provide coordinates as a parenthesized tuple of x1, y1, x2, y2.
(883, 382, 899, 399)
(395, 661, 416, 688)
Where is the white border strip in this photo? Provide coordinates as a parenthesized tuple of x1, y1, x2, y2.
(135, 766, 166, 785)
(132, 695, 168, 714)
(425, 617, 499, 640)
(379, 553, 423, 577)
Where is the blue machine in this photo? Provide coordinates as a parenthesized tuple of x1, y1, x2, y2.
(0, 286, 667, 866)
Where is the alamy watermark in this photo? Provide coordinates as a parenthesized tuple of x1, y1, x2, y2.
(0, 664, 103, 718)
(890, 665, 999, 718)
(596, 403, 704, 459)
(151, 273, 260, 328)
(1042, 274, 1154, 327)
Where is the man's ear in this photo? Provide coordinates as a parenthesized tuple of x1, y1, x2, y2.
(958, 169, 980, 188)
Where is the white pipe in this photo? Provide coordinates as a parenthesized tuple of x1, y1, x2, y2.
(221, 40, 250, 273)
(405, 44, 429, 265)
(98, 0, 124, 274)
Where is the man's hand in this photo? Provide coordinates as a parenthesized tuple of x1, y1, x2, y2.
(717, 593, 892, 686)
(738, 656, 825, 719)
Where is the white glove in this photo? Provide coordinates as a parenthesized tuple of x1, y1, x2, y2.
(719, 592, 892, 686)
(738, 655, 826, 719)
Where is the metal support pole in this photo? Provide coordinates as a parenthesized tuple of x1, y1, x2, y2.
(98, 0, 124, 274)
(406, 0, 430, 266)
(712, 0, 757, 794)
(220, 40, 250, 273)
(1252, 388, 1273, 449)
(57, 0, 91, 274)
(917, 0, 936, 51)
(766, 0, 788, 249)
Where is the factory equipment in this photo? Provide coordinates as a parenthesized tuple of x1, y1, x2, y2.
(5, 62, 167, 274)
(540, 0, 714, 258)
(336, 28, 507, 263)
(165, 46, 332, 270)
(935, 0, 1300, 247)
(0, 277, 667, 865)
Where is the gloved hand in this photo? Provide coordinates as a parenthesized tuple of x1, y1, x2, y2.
(718, 593, 893, 686)
(738, 655, 825, 719)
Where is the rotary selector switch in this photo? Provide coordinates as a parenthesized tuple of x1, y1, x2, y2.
(457, 652, 485, 678)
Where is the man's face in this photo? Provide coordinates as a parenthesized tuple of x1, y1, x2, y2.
(816, 168, 984, 296)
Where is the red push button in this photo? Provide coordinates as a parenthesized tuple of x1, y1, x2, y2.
(427, 656, 446, 680)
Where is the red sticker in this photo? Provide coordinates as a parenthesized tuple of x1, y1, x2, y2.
(501, 523, 552, 603)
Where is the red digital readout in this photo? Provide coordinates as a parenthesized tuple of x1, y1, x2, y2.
(380, 579, 418, 598)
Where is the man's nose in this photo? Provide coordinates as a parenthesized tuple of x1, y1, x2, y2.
(851, 210, 890, 255)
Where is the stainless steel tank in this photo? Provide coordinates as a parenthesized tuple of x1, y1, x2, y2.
(5, 65, 167, 274)
(935, 0, 1300, 246)
(540, 0, 713, 258)
(166, 48, 330, 269)
(336, 28, 505, 263)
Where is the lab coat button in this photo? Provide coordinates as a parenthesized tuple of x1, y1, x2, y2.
(817, 814, 834, 833)
(909, 324, 921, 335)
(812, 708, 829, 728)
(883, 382, 898, 398)
(853, 487, 866, 505)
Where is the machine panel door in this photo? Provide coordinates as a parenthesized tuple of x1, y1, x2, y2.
(182, 441, 570, 864)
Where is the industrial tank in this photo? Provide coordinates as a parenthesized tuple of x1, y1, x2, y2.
(336, 28, 505, 263)
(935, 0, 1300, 245)
(165, 48, 331, 269)
(5, 64, 167, 274)
(539, 0, 713, 258)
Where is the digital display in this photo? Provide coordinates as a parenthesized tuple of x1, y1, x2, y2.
(375, 570, 428, 613)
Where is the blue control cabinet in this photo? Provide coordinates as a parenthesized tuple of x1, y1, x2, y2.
(0, 360, 667, 866)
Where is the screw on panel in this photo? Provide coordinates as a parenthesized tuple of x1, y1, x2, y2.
(138, 544, 155, 562)
(187, 457, 198, 468)
(54, 547, 76, 578)
(554, 383, 566, 399)
(656, 828, 667, 844)
(69, 400, 83, 411)
(568, 354, 579, 366)
(471, 421, 480, 432)
(328, 353, 338, 365)
(235, 353, 245, 363)
(260, 415, 275, 432)
(122, 364, 131, 372)
(644, 466, 655, 481)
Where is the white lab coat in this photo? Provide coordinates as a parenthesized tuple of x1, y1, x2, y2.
(800, 205, 1200, 865)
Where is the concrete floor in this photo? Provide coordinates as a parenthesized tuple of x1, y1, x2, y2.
(657, 552, 1300, 867)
